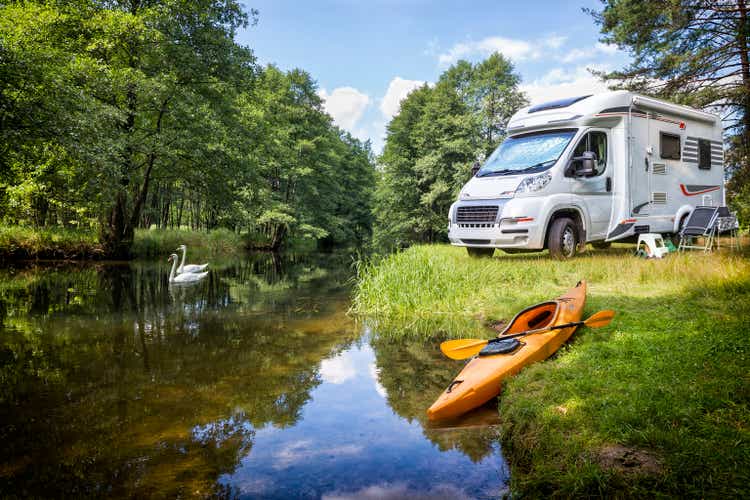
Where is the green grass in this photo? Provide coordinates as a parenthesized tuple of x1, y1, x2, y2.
(0, 226, 247, 260)
(131, 228, 245, 258)
(0, 225, 103, 259)
(353, 244, 750, 497)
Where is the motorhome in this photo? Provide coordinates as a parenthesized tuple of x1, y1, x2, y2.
(448, 91, 725, 258)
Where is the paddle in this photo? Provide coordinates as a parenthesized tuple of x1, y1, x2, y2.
(440, 309, 615, 360)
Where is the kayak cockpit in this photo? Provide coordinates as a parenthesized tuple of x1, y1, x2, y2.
(499, 301, 559, 336)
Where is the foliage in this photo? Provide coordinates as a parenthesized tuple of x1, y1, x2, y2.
(0, 225, 103, 260)
(0, 1, 376, 257)
(353, 243, 750, 496)
(373, 54, 527, 251)
(588, 0, 750, 222)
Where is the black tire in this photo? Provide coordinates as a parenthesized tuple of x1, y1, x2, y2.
(467, 247, 495, 258)
(547, 217, 579, 259)
(670, 214, 688, 246)
(591, 241, 611, 249)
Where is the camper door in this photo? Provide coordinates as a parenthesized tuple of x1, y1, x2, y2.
(568, 129, 613, 238)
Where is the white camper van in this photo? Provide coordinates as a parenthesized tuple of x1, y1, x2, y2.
(448, 91, 725, 258)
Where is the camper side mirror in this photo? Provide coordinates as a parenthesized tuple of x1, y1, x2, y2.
(566, 151, 597, 177)
(471, 161, 481, 177)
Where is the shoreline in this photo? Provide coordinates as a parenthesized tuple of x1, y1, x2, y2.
(0, 227, 264, 262)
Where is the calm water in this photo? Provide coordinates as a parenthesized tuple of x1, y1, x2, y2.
(0, 253, 508, 498)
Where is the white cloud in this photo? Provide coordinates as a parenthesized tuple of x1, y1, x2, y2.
(380, 77, 426, 118)
(368, 362, 388, 398)
(274, 440, 363, 470)
(545, 35, 567, 50)
(323, 483, 472, 500)
(596, 42, 620, 55)
(521, 65, 611, 105)
(318, 86, 371, 131)
(319, 353, 357, 384)
(438, 35, 567, 66)
(561, 48, 590, 63)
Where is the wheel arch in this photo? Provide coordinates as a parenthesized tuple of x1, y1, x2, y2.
(673, 204, 693, 233)
(543, 206, 587, 249)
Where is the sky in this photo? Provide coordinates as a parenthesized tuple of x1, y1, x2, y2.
(236, 0, 632, 152)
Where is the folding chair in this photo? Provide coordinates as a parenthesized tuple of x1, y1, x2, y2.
(678, 206, 719, 253)
(713, 206, 740, 251)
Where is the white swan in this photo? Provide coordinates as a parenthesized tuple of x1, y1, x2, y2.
(175, 244, 209, 274)
(168, 254, 208, 284)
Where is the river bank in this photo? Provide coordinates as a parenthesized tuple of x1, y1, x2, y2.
(353, 244, 750, 497)
(0, 226, 253, 261)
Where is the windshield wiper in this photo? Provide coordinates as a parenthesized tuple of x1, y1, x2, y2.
(519, 159, 556, 172)
(477, 169, 514, 177)
(478, 160, 555, 177)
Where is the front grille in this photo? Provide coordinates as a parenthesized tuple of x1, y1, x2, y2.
(634, 225, 650, 234)
(456, 205, 499, 223)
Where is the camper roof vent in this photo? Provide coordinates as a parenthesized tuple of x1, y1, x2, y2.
(528, 95, 592, 113)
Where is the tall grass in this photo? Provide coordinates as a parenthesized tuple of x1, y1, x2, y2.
(131, 228, 245, 258)
(354, 243, 750, 497)
(353, 244, 750, 338)
(0, 226, 247, 260)
(0, 226, 103, 259)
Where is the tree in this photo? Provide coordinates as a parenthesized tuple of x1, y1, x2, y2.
(588, 0, 750, 221)
(1, 2, 377, 254)
(373, 54, 527, 250)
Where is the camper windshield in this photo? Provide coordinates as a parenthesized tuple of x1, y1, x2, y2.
(477, 129, 577, 177)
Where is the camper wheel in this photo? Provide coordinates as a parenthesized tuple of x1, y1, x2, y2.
(467, 247, 495, 258)
(548, 217, 579, 259)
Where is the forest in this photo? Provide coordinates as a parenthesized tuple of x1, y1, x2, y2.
(1, 0, 375, 256)
(2, 0, 749, 258)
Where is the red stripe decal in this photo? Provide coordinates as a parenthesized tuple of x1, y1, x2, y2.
(680, 184, 720, 196)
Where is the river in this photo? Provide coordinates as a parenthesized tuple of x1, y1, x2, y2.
(0, 253, 508, 498)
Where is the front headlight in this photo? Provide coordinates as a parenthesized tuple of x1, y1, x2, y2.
(515, 172, 552, 194)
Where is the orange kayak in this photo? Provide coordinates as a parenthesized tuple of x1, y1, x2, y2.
(427, 281, 586, 420)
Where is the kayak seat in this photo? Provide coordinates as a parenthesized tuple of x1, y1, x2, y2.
(528, 310, 552, 328)
(500, 301, 559, 336)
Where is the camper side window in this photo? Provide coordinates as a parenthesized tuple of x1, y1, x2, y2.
(660, 132, 681, 160)
(571, 132, 607, 175)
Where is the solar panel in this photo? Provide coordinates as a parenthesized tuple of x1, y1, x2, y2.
(528, 95, 592, 113)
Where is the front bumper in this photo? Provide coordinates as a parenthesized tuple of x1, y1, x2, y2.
(448, 222, 542, 248)
(448, 198, 544, 249)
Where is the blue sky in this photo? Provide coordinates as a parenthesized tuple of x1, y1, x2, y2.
(237, 0, 631, 152)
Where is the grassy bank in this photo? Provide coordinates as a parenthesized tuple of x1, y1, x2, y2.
(131, 228, 245, 258)
(0, 226, 248, 260)
(353, 244, 750, 497)
(0, 226, 104, 260)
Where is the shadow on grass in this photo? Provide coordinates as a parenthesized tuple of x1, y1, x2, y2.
(499, 278, 750, 498)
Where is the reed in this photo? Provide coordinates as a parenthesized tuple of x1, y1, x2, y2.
(0, 226, 103, 259)
(130, 228, 245, 258)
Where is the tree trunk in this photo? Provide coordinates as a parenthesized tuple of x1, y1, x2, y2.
(738, 0, 750, 159)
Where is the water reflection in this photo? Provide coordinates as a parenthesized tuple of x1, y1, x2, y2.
(371, 337, 502, 464)
(0, 253, 507, 498)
